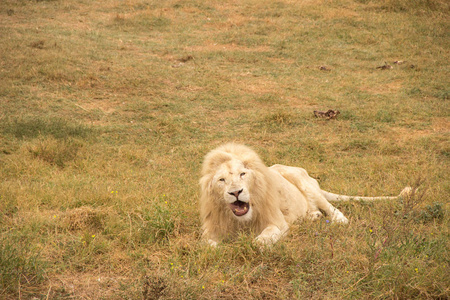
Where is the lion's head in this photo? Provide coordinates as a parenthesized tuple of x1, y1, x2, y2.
(199, 143, 282, 243)
(208, 157, 254, 220)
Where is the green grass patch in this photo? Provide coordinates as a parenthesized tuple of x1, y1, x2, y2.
(0, 235, 47, 297)
(1, 116, 94, 140)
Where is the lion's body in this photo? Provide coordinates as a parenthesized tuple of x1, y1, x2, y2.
(199, 143, 409, 246)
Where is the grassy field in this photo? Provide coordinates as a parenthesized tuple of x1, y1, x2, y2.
(0, 0, 449, 298)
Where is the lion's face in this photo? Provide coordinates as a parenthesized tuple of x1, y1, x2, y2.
(213, 158, 254, 221)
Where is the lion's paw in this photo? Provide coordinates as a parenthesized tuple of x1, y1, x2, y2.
(399, 186, 415, 198)
(254, 235, 273, 246)
(334, 215, 349, 224)
(207, 239, 218, 247)
(308, 211, 323, 220)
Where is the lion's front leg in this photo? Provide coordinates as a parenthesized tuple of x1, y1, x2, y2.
(255, 224, 289, 245)
(201, 227, 220, 247)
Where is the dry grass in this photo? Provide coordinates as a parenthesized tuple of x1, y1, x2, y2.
(0, 0, 448, 299)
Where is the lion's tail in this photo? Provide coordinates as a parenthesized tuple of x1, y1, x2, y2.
(321, 186, 413, 202)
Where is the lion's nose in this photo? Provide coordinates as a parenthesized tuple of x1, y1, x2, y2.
(228, 189, 243, 199)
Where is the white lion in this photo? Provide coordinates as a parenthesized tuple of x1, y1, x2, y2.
(199, 143, 412, 246)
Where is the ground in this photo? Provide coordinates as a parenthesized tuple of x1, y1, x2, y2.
(0, 0, 448, 299)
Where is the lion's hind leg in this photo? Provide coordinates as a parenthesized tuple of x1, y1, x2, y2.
(305, 187, 349, 224)
(321, 202, 349, 223)
(271, 164, 349, 224)
(306, 189, 348, 224)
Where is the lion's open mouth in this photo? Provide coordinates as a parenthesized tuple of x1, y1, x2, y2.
(229, 200, 250, 216)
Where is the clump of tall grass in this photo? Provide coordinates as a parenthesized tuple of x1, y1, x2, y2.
(137, 196, 180, 245)
(27, 136, 85, 168)
(0, 236, 46, 296)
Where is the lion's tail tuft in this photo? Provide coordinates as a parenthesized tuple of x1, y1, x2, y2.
(399, 186, 415, 198)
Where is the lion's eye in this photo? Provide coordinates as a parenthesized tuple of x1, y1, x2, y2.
(219, 178, 225, 182)
(240, 172, 246, 177)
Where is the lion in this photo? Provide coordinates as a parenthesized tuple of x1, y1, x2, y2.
(199, 143, 412, 246)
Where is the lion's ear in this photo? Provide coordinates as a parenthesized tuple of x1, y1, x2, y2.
(199, 174, 213, 192)
(241, 154, 264, 171)
(202, 151, 231, 176)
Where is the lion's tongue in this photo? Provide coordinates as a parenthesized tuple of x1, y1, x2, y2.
(229, 200, 249, 216)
